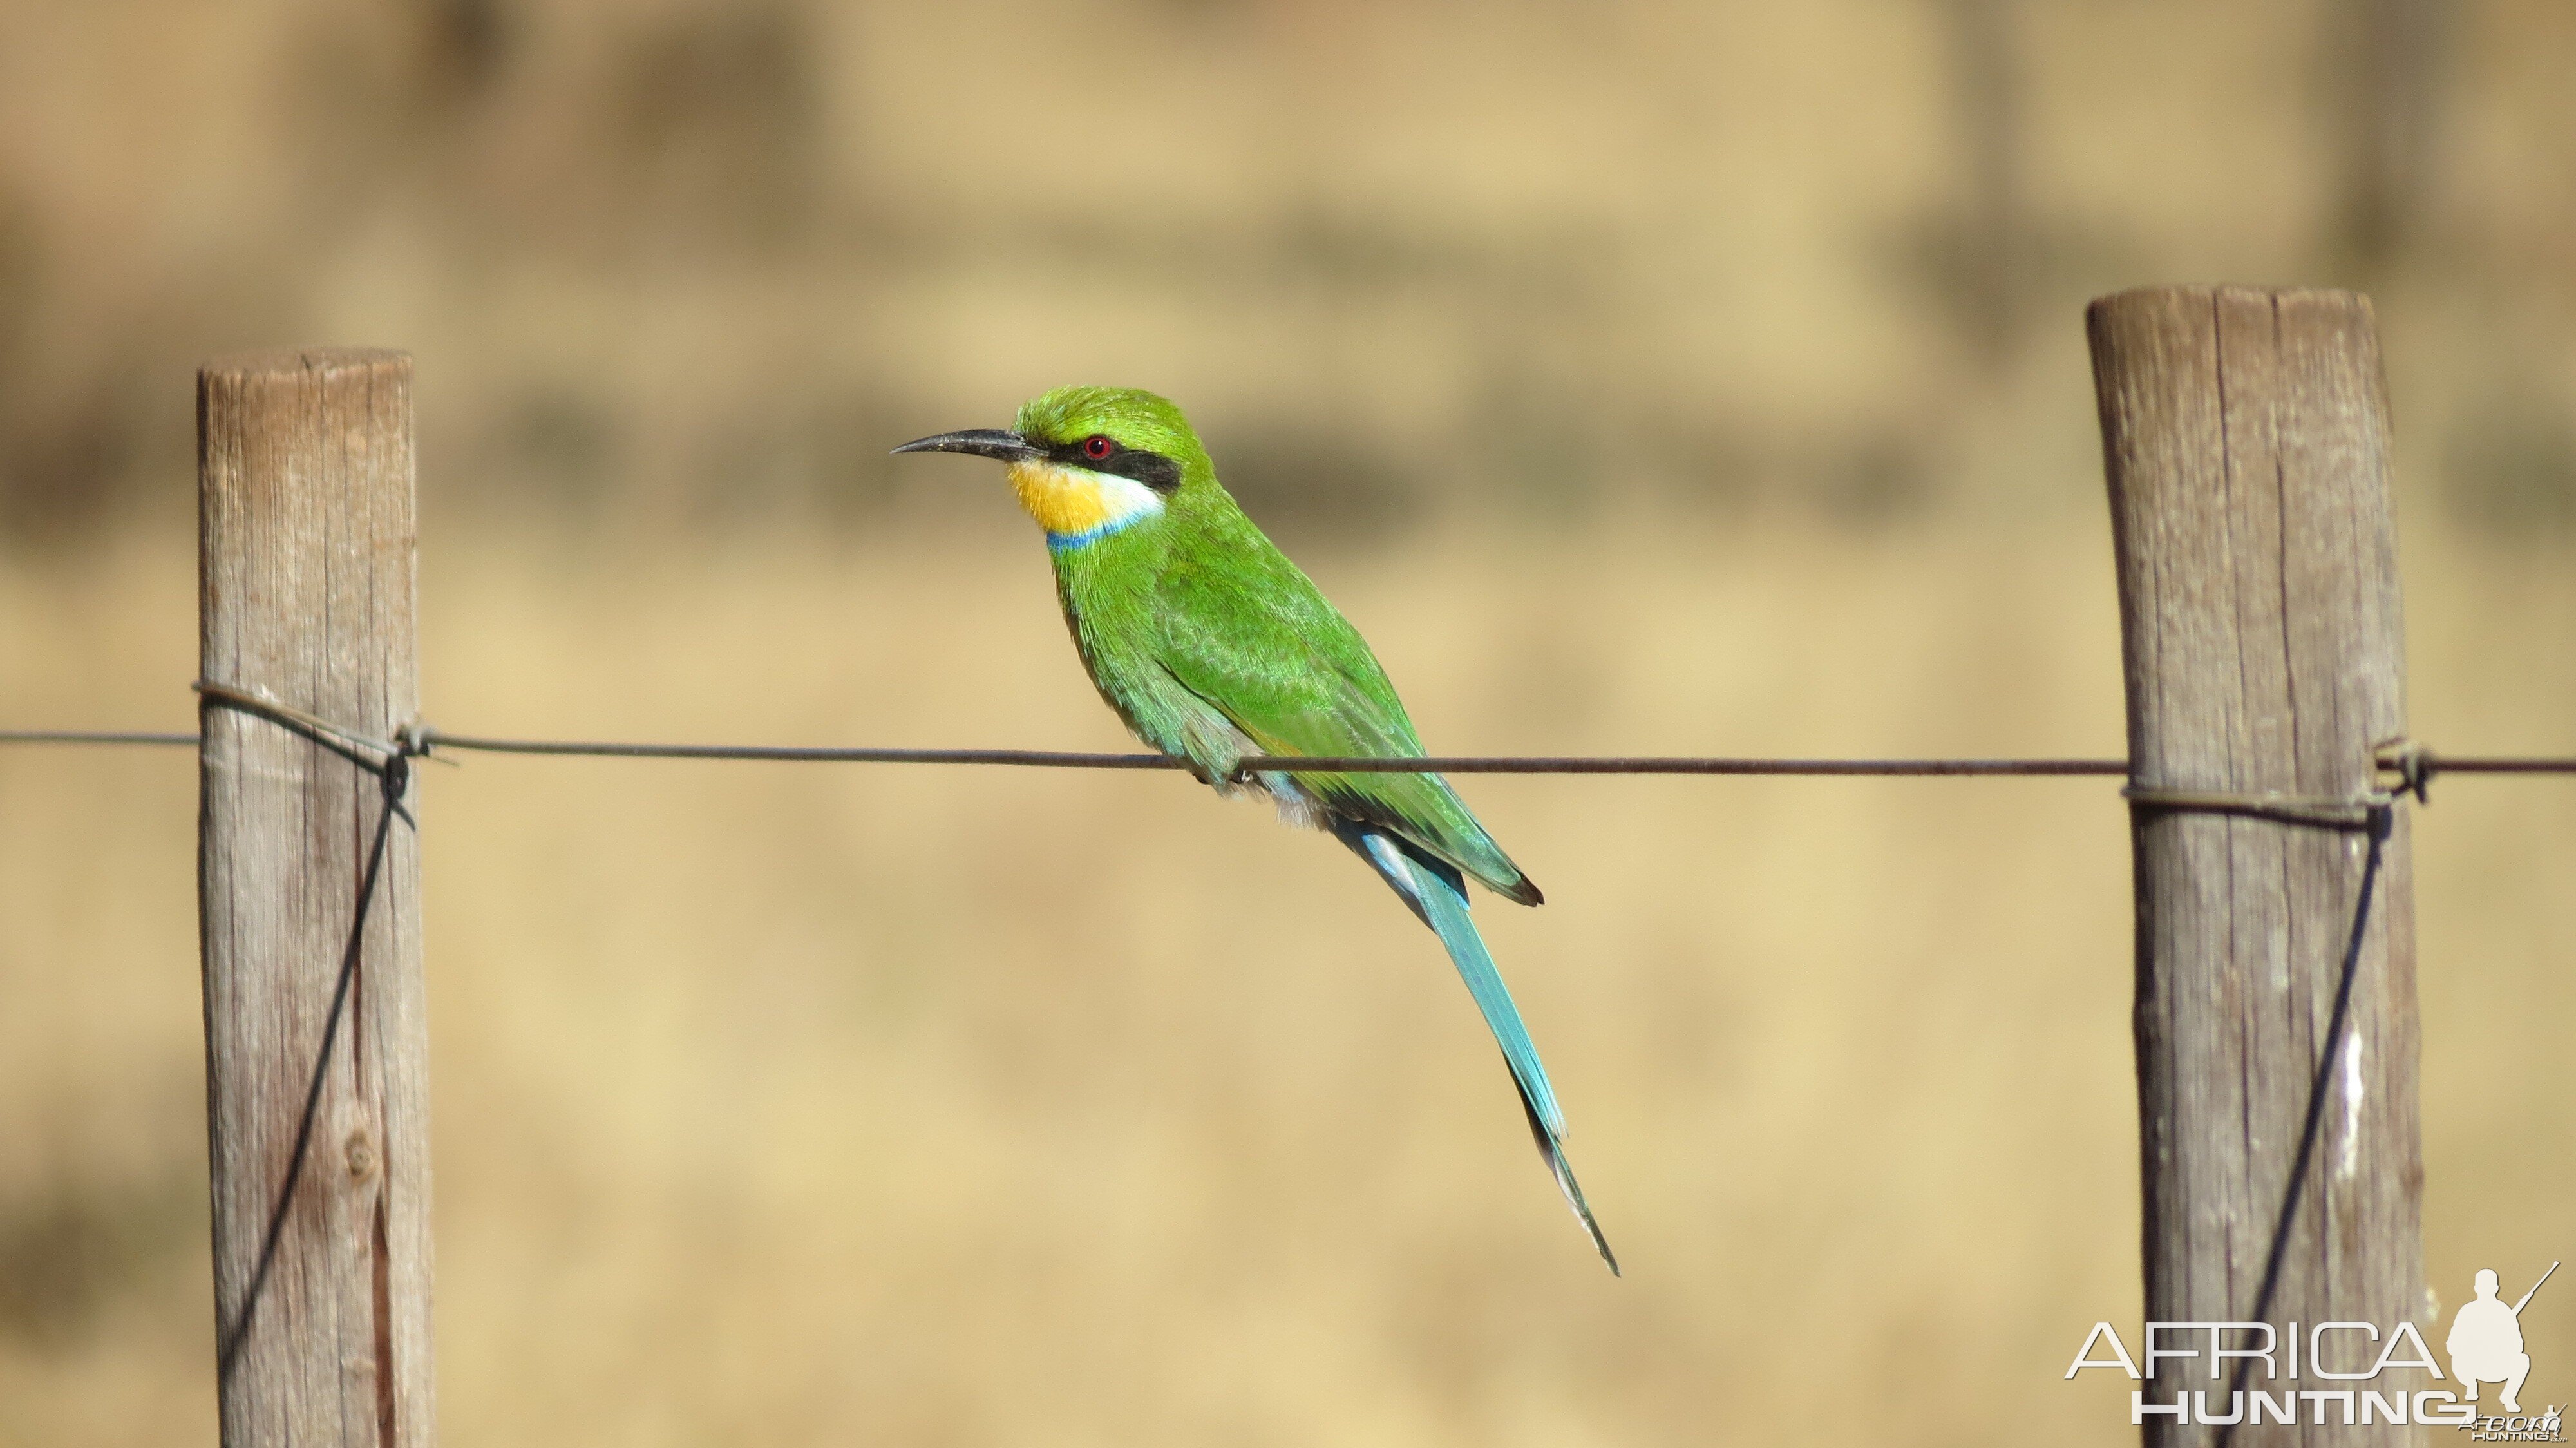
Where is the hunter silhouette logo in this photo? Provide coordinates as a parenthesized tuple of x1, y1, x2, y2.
(2450, 1262, 2553, 1420)
(2064, 1261, 2561, 1434)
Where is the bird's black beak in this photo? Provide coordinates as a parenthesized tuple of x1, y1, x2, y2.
(891, 428, 1043, 462)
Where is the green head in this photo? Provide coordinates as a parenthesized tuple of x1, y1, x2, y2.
(893, 386, 1214, 548)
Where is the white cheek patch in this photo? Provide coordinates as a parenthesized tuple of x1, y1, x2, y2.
(1082, 470, 1168, 533)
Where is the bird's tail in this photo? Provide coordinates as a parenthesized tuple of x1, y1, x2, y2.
(1336, 822, 1619, 1275)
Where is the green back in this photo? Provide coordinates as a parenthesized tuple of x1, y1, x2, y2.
(1017, 386, 1538, 904)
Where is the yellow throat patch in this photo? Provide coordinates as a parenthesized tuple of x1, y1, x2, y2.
(1005, 460, 1164, 543)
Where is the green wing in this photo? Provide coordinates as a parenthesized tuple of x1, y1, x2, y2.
(1149, 533, 1540, 904)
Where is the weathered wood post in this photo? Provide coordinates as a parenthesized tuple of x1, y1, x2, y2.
(199, 349, 434, 1446)
(2090, 288, 2425, 1445)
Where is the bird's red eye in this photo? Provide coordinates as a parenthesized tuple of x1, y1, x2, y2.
(1081, 434, 1115, 461)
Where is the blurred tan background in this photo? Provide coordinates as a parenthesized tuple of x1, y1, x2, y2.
(4, 1, 2573, 1443)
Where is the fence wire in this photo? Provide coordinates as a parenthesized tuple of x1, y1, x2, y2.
(6, 721, 2573, 781)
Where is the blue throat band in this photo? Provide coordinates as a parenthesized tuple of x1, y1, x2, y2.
(1046, 512, 1151, 551)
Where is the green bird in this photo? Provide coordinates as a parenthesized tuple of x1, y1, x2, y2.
(895, 386, 1616, 1273)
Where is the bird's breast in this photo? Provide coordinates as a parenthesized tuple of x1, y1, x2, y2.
(1005, 461, 1165, 547)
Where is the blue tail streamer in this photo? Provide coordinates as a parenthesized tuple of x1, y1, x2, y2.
(1334, 821, 1619, 1274)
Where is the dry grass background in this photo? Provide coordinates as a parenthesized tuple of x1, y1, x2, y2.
(3, 1, 2574, 1444)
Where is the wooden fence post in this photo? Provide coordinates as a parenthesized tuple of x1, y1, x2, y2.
(2090, 287, 2425, 1445)
(199, 349, 434, 1447)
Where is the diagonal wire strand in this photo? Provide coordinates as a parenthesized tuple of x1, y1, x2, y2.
(2209, 804, 2392, 1448)
(213, 754, 412, 1380)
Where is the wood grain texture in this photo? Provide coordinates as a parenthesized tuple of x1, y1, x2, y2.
(2091, 288, 2425, 1446)
(200, 348, 433, 1448)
